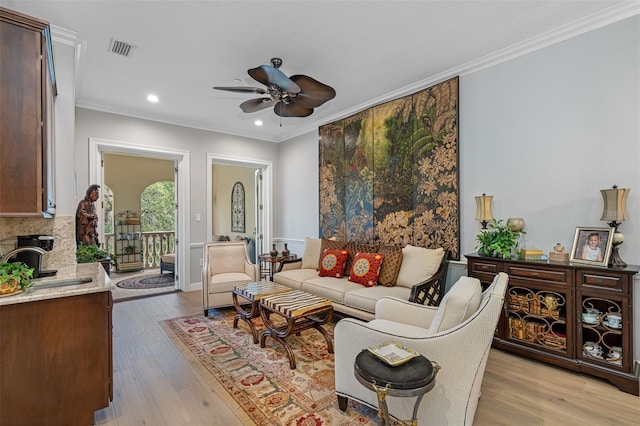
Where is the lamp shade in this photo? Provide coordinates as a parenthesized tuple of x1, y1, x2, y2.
(475, 194, 493, 222)
(600, 187, 630, 222)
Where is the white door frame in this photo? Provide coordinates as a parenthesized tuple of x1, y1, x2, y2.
(206, 153, 272, 256)
(89, 138, 190, 291)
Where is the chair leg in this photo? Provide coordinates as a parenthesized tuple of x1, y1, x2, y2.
(337, 395, 349, 411)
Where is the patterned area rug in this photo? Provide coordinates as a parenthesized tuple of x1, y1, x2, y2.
(162, 308, 377, 425)
(116, 273, 174, 289)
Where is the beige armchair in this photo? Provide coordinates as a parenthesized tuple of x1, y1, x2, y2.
(201, 241, 259, 315)
(334, 272, 509, 425)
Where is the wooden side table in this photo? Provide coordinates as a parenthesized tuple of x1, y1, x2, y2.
(232, 281, 291, 343)
(259, 290, 333, 369)
(259, 253, 297, 281)
(354, 349, 440, 426)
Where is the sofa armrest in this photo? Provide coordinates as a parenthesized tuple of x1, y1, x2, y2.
(375, 297, 438, 328)
(276, 258, 302, 273)
(409, 250, 449, 306)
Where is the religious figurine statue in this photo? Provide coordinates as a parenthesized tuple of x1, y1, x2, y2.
(76, 184, 101, 246)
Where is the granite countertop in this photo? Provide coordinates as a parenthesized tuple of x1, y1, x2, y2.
(0, 262, 114, 306)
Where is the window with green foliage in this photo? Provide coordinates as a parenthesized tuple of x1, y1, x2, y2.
(141, 181, 175, 232)
(103, 185, 114, 234)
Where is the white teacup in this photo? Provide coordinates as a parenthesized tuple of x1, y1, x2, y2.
(608, 351, 621, 360)
(584, 342, 601, 354)
(606, 313, 622, 328)
(582, 313, 598, 323)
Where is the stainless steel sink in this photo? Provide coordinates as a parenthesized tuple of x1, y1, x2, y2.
(32, 277, 93, 289)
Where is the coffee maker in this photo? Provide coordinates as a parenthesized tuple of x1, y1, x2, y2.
(15, 235, 57, 277)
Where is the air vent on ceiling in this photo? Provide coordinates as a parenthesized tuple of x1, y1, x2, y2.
(108, 38, 136, 57)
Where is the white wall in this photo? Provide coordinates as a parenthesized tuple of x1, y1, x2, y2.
(460, 15, 639, 264)
(275, 131, 320, 255)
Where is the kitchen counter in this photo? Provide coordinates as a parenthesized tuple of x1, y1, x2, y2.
(0, 261, 113, 425)
(0, 262, 113, 306)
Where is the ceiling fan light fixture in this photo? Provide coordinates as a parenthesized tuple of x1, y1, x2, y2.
(213, 58, 335, 118)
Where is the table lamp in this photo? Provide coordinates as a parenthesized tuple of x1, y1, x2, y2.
(475, 193, 493, 230)
(600, 185, 630, 268)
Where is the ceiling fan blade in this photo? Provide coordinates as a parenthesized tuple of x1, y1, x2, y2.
(248, 65, 301, 94)
(213, 86, 268, 95)
(289, 75, 336, 108)
(274, 102, 314, 118)
(239, 97, 277, 113)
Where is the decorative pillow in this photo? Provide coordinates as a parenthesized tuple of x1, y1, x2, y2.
(318, 238, 346, 270)
(301, 237, 322, 269)
(428, 277, 482, 334)
(348, 252, 384, 287)
(376, 245, 403, 287)
(344, 242, 378, 274)
(396, 246, 444, 288)
(318, 249, 350, 278)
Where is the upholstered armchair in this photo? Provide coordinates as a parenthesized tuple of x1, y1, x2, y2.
(334, 272, 509, 426)
(201, 241, 259, 315)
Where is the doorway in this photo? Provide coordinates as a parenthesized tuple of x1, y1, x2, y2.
(89, 138, 190, 290)
(207, 154, 272, 262)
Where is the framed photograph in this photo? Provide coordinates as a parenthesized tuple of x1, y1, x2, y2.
(569, 227, 614, 267)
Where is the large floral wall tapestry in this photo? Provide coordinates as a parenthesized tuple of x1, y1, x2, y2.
(319, 76, 459, 259)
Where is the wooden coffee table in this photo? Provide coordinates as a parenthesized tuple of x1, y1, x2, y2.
(259, 290, 334, 369)
(232, 281, 292, 344)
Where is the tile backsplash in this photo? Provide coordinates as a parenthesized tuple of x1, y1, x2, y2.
(0, 216, 76, 269)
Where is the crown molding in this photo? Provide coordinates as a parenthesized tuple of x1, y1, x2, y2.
(312, 2, 640, 137)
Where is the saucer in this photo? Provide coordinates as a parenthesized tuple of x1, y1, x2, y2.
(582, 317, 599, 325)
(603, 320, 622, 329)
(583, 351, 603, 359)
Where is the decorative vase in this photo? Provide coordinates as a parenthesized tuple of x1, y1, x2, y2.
(270, 244, 278, 257)
(281, 243, 290, 257)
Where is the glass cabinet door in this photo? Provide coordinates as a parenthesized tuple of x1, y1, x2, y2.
(576, 293, 626, 369)
(505, 284, 570, 356)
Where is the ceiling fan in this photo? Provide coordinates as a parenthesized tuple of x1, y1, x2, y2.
(213, 58, 336, 118)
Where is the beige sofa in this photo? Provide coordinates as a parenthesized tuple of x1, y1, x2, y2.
(273, 238, 449, 320)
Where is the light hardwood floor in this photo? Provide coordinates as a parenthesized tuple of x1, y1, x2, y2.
(95, 291, 640, 425)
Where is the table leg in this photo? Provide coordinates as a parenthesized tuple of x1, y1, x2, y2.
(310, 311, 334, 353)
(259, 308, 299, 369)
(232, 293, 260, 344)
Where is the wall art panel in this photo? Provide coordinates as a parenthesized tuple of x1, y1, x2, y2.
(320, 76, 459, 259)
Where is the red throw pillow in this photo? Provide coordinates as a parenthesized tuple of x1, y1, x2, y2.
(319, 249, 350, 278)
(348, 252, 385, 287)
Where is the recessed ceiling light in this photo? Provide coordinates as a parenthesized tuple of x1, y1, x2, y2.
(254, 120, 263, 126)
(147, 94, 159, 103)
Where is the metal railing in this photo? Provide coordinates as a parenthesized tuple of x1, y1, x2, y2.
(105, 231, 175, 269)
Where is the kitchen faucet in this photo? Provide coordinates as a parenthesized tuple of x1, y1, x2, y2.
(1, 246, 47, 264)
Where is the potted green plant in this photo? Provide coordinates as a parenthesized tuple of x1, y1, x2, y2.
(475, 219, 524, 259)
(76, 244, 111, 275)
(0, 261, 35, 294)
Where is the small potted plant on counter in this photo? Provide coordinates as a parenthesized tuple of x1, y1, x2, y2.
(76, 244, 111, 276)
(0, 261, 34, 295)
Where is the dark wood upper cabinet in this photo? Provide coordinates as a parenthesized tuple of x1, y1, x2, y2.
(0, 7, 57, 217)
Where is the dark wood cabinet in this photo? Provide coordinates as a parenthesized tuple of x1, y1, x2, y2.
(0, 291, 113, 425)
(0, 7, 56, 217)
(466, 253, 639, 395)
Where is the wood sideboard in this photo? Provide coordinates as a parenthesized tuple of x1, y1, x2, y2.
(0, 291, 113, 425)
(466, 253, 639, 395)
